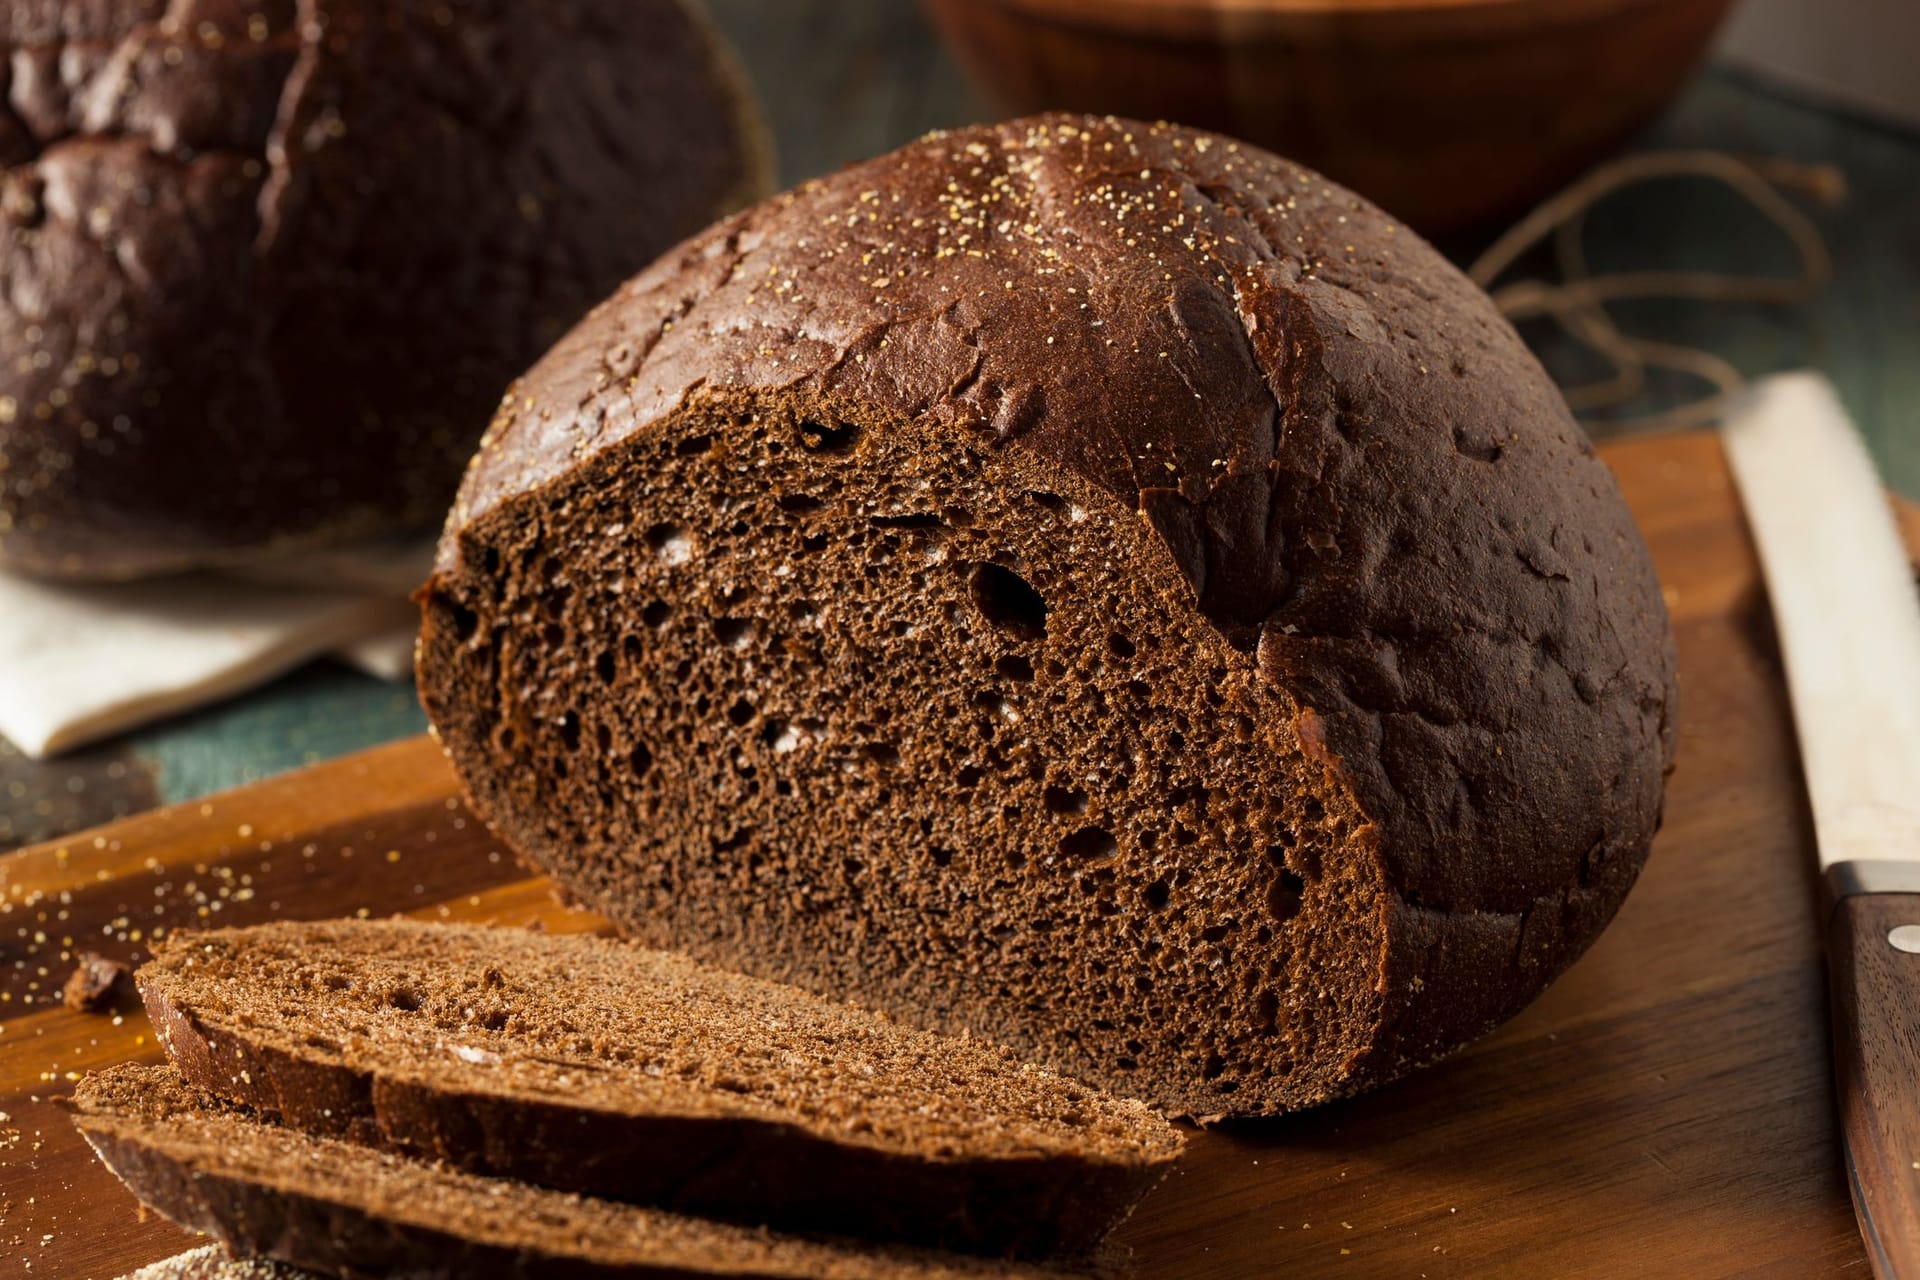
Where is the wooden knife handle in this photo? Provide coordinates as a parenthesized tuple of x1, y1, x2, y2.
(1830, 892, 1920, 1279)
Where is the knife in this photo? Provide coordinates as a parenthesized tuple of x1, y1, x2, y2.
(1723, 372, 1920, 1280)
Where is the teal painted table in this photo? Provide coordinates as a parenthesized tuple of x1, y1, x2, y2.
(3, 0, 1915, 850)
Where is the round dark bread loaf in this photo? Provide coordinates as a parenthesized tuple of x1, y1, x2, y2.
(0, 0, 770, 579)
(417, 115, 1678, 1118)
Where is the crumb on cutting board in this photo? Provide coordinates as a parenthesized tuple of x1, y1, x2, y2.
(62, 951, 131, 1013)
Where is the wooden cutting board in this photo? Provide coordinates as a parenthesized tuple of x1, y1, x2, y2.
(0, 431, 1903, 1279)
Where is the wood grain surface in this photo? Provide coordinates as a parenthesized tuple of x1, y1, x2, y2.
(0, 431, 1890, 1278)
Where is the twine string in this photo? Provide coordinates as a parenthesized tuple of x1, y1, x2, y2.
(1468, 150, 1845, 433)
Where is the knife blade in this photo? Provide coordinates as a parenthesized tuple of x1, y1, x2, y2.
(1723, 371, 1920, 1280)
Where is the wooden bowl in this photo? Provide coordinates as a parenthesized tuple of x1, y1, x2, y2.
(922, 0, 1737, 234)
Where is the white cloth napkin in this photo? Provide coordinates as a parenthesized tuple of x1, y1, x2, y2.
(0, 538, 435, 758)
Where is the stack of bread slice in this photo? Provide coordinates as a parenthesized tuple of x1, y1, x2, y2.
(69, 920, 1182, 1279)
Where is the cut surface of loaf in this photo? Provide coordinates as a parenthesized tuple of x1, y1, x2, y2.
(0, 0, 771, 579)
(141, 919, 1179, 1257)
(73, 1065, 1071, 1280)
(418, 114, 1679, 1117)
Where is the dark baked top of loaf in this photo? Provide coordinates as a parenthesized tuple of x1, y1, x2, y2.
(145, 919, 1182, 1161)
(446, 114, 1677, 922)
(74, 1064, 1061, 1279)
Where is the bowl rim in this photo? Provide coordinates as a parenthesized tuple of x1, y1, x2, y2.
(937, 0, 1684, 34)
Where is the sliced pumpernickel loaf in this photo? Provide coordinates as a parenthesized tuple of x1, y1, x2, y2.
(140, 919, 1180, 1257)
(416, 113, 1678, 1117)
(72, 1065, 1069, 1280)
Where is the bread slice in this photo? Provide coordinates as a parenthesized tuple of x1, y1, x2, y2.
(415, 114, 1677, 1118)
(140, 919, 1180, 1258)
(74, 1065, 1074, 1280)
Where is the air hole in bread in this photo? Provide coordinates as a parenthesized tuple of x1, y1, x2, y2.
(726, 699, 754, 727)
(629, 742, 654, 777)
(1268, 871, 1306, 922)
(930, 846, 954, 867)
(676, 433, 715, 457)
(871, 512, 945, 531)
(714, 616, 752, 649)
(798, 418, 860, 454)
(645, 523, 690, 564)
(386, 988, 423, 1012)
(642, 600, 671, 628)
(594, 650, 617, 683)
(1108, 632, 1136, 659)
(995, 654, 1034, 682)
(1060, 826, 1117, 860)
(1044, 786, 1089, 817)
(557, 713, 581, 751)
(447, 600, 480, 641)
(1026, 491, 1067, 515)
(972, 689, 1008, 717)
(864, 742, 901, 766)
(967, 563, 1046, 638)
(778, 492, 823, 514)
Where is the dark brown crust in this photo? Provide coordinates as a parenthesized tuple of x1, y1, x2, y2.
(423, 115, 1678, 1108)
(0, 0, 770, 579)
(140, 922, 1176, 1259)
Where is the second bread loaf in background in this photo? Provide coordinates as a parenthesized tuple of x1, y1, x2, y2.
(0, 0, 770, 579)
